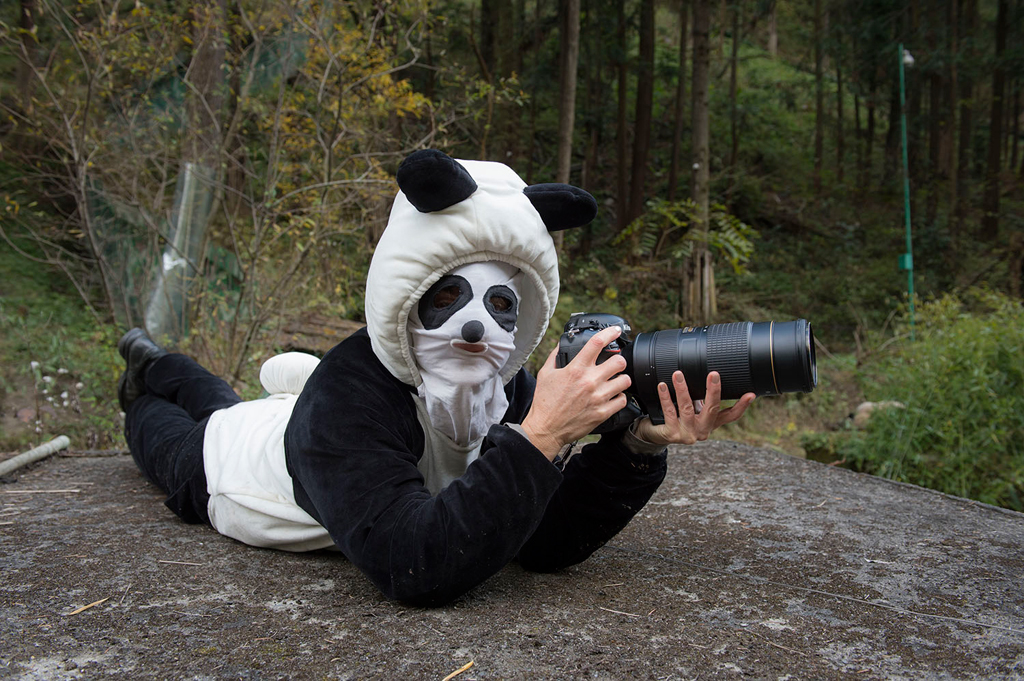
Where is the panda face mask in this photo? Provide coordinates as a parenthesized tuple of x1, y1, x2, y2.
(409, 261, 523, 444)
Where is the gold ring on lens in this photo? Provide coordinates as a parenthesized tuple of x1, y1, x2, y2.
(769, 320, 779, 394)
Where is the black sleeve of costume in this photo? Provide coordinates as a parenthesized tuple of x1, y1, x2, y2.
(515, 440, 667, 572)
(284, 330, 665, 605)
(501, 369, 669, 572)
(285, 330, 563, 606)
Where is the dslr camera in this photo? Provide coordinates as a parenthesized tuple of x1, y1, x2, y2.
(556, 313, 817, 432)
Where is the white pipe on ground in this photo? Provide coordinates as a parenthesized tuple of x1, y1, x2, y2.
(0, 435, 71, 477)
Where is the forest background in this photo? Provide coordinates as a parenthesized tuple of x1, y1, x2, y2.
(0, 0, 1021, 510)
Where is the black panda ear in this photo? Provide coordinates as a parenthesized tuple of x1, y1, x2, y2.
(523, 184, 598, 232)
(396, 149, 478, 213)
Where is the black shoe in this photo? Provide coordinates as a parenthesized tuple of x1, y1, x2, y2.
(117, 328, 168, 412)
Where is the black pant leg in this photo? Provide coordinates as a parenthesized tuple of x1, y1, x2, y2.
(144, 353, 242, 421)
(125, 394, 212, 524)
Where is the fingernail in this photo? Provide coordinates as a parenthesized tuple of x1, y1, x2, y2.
(711, 373, 720, 384)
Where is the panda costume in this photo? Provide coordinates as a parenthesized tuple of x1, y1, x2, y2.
(122, 150, 668, 606)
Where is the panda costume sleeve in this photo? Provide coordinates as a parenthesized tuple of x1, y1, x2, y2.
(130, 150, 668, 607)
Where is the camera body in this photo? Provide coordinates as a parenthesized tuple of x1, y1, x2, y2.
(556, 311, 817, 433)
(556, 312, 633, 369)
(555, 313, 642, 433)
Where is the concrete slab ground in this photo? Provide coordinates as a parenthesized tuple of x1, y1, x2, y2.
(2, 441, 1022, 680)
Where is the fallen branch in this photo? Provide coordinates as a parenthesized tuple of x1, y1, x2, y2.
(746, 630, 806, 656)
(63, 597, 109, 616)
(441, 660, 474, 681)
(598, 606, 643, 618)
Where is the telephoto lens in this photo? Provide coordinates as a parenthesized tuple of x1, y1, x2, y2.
(629, 320, 817, 424)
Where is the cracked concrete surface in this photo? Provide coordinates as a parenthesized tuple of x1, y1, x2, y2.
(2, 441, 1022, 679)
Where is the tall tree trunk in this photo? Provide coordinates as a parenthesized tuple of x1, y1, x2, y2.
(1011, 84, 1020, 174)
(515, 0, 526, 74)
(626, 0, 655, 226)
(717, 0, 726, 56)
(496, 0, 517, 163)
(16, 0, 37, 113)
(1004, 86, 1013, 166)
(926, 73, 943, 226)
(556, 0, 581, 185)
(691, 0, 710, 214)
(668, 0, 689, 202)
(905, 1, 922, 189)
(863, 77, 877, 190)
(836, 41, 844, 184)
(580, 0, 604, 259)
(883, 75, 901, 188)
(767, 0, 778, 56)
(527, 0, 543, 182)
(582, 0, 599, 188)
(616, 0, 629, 229)
(554, 0, 581, 249)
(480, 0, 496, 76)
(925, 0, 951, 228)
(510, 0, 526, 164)
(947, 0, 959, 251)
(954, 0, 975, 234)
(685, 0, 715, 324)
(981, 0, 1009, 241)
(854, 92, 863, 192)
(728, 2, 740, 172)
(813, 0, 824, 193)
(852, 26, 863, 193)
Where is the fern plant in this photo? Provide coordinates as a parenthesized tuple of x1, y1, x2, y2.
(616, 198, 757, 273)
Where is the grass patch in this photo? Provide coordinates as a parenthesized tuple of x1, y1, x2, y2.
(837, 290, 1024, 511)
(0, 237, 124, 453)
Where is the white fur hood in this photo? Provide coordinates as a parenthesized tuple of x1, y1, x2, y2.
(364, 150, 597, 388)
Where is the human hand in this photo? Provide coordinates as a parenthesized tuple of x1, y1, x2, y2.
(633, 371, 754, 446)
(521, 325, 632, 460)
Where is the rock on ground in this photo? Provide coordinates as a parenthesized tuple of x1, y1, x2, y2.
(2, 441, 1023, 679)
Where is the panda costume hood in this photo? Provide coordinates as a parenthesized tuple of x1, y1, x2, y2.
(365, 149, 595, 454)
(366, 149, 592, 387)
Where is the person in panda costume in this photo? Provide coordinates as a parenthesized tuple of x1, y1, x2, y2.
(119, 149, 754, 606)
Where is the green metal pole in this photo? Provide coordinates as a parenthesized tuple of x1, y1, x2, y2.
(898, 43, 915, 341)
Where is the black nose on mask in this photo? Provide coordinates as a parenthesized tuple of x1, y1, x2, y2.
(461, 320, 484, 343)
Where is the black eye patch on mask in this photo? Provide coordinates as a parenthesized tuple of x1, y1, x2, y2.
(418, 275, 472, 330)
(485, 285, 518, 332)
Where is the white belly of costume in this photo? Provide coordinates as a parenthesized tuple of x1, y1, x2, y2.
(201, 352, 484, 551)
(203, 393, 335, 552)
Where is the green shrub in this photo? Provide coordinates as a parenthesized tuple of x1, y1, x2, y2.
(840, 290, 1024, 510)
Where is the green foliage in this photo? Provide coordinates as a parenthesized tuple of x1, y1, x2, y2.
(839, 291, 1024, 511)
(617, 199, 757, 273)
(0, 0, 443, 380)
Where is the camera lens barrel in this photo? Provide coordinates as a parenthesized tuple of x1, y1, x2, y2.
(630, 320, 817, 412)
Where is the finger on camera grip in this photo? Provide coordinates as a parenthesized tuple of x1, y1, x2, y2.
(605, 371, 632, 396)
(603, 392, 629, 419)
(576, 325, 623, 366)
